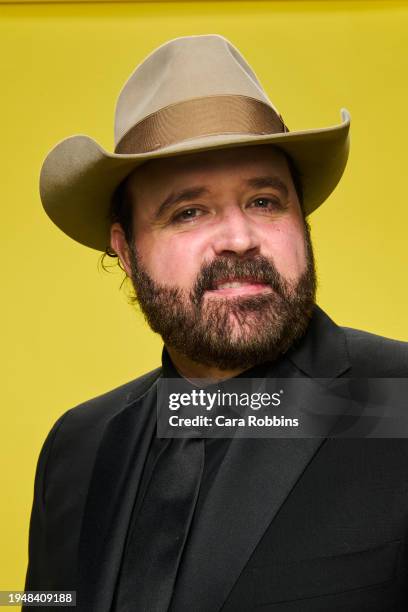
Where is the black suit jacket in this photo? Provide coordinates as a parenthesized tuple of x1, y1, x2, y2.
(24, 306, 408, 611)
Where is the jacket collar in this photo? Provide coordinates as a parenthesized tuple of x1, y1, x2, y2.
(285, 304, 351, 378)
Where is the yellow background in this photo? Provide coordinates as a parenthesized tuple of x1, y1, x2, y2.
(1, 0, 408, 596)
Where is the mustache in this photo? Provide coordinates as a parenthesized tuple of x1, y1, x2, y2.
(191, 255, 289, 304)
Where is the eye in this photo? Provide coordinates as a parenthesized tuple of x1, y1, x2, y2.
(171, 207, 205, 224)
(249, 197, 285, 211)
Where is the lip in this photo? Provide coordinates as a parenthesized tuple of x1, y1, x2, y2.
(205, 281, 272, 297)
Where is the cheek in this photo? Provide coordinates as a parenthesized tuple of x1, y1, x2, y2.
(135, 233, 202, 289)
(261, 222, 307, 279)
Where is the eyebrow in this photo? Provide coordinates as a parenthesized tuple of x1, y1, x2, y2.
(153, 175, 289, 220)
(154, 187, 211, 220)
(244, 176, 289, 199)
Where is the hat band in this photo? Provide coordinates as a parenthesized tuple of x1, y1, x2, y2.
(115, 95, 289, 154)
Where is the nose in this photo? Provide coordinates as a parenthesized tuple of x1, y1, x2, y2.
(211, 206, 261, 257)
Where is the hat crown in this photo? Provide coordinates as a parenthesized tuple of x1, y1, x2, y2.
(114, 34, 279, 145)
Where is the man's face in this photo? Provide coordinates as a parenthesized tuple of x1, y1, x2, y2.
(111, 145, 316, 370)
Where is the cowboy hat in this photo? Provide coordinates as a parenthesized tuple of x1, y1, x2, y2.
(40, 34, 350, 252)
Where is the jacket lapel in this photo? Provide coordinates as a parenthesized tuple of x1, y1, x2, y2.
(170, 305, 352, 612)
(77, 374, 160, 612)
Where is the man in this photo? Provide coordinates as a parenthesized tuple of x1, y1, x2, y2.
(25, 35, 408, 611)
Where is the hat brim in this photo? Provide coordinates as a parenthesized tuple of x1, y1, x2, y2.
(40, 108, 350, 252)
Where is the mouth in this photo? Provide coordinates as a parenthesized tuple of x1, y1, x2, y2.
(204, 277, 273, 297)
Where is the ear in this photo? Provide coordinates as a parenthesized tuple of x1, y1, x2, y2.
(110, 222, 133, 276)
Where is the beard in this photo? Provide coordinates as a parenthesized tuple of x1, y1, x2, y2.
(127, 222, 317, 371)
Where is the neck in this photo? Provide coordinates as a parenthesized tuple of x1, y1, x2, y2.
(166, 346, 251, 382)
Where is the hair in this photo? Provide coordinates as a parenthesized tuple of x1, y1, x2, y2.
(101, 176, 134, 272)
(100, 148, 304, 271)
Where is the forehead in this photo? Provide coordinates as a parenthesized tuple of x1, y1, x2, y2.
(126, 145, 292, 197)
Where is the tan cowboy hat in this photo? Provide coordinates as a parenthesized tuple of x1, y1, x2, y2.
(40, 34, 350, 252)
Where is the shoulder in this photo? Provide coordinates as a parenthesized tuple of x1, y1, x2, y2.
(33, 367, 162, 490)
(65, 366, 161, 420)
(342, 326, 408, 376)
(46, 366, 162, 445)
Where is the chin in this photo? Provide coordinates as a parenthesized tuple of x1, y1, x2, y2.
(224, 313, 266, 340)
